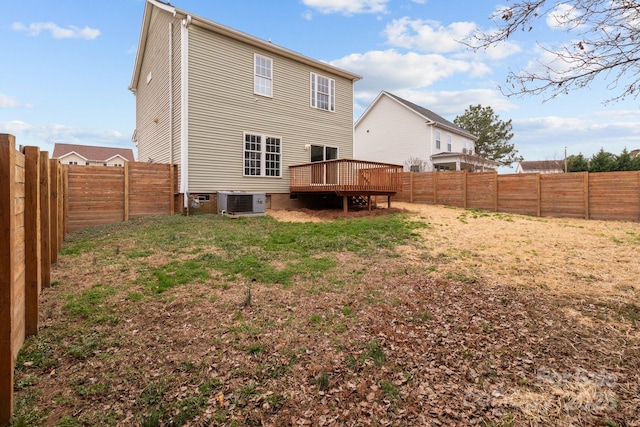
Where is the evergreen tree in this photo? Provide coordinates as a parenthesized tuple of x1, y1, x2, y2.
(566, 153, 589, 172)
(615, 148, 633, 171)
(589, 148, 616, 172)
(631, 152, 640, 171)
(453, 105, 522, 167)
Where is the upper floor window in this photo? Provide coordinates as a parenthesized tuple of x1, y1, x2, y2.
(447, 134, 452, 152)
(254, 54, 272, 97)
(243, 132, 281, 177)
(435, 130, 441, 150)
(310, 73, 335, 112)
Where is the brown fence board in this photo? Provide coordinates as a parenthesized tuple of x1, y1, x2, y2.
(540, 173, 587, 218)
(66, 163, 176, 231)
(497, 174, 538, 215)
(589, 171, 640, 221)
(435, 171, 465, 207)
(466, 172, 496, 211)
(398, 170, 639, 222)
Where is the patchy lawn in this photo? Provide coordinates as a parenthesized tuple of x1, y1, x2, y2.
(12, 203, 640, 426)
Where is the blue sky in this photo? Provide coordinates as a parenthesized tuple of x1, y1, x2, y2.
(2, 0, 639, 170)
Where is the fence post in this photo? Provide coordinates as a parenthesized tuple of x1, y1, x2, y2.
(124, 161, 130, 221)
(463, 170, 468, 209)
(23, 146, 41, 337)
(493, 172, 499, 212)
(0, 134, 17, 424)
(410, 172, 414, 203)
(62, 165, 69, 237)
(584, 172, 590, 220)
(57, 165, 64, 248)
(39, 152, 51, 288)
(49, 160, 59, 264)
(433, 172, 437, 205)
(536, 173, 541, 217)
(170, 164, 175, 215)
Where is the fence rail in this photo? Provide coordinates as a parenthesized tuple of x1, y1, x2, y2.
(395, 170, 640, 221)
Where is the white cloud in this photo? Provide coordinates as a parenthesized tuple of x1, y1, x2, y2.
(384, 17, 476, 53)
(302, 0, 389, 15)
(332, 49, 491, 93)
(12, 21, 100, 40)
(0, 121, 129, 151)
(511, 111, 640, 160)
(0, 94, 32, 108)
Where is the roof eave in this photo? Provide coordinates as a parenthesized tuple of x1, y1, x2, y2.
(129, 1, 177, 93)
(183, 10, 362, 82)
(130, 0, 362, 90)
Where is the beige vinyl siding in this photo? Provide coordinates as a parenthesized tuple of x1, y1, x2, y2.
(187, 25, 354, 193)
(135, 7, 182, 167)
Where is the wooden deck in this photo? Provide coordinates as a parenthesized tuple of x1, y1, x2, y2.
(289, 159, 403, 211)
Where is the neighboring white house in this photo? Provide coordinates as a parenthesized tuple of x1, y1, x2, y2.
(354, 91, 498, 172)
(52, 143, 135, 166)
(515, 160, 564, 174)
(129, 0, 362, 211)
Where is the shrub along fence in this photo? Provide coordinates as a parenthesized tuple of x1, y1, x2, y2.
(395, 170, 640, 221)
(0, 134, 177, 423)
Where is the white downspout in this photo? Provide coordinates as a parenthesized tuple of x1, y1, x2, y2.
(169, 22, 173, 164)
(180, 15, 191, 209)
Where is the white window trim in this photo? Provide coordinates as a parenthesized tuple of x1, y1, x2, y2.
(447, 134, 452, 152)
(435, 130, 441, 150)
(254, 54, 273, 98)
(310, 72, 335, 112)
(243, 131, 282, 178)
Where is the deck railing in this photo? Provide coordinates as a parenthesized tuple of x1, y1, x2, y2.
(290, 159, 403, 194)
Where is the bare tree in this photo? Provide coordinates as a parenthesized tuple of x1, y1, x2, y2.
(467, 0, 640, 103)
(404, 156, 430, 172)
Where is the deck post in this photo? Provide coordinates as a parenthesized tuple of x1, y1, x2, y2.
(343, 195, 348, 213)
(367, 195, 371, 211)
(388, 195, 391, 209)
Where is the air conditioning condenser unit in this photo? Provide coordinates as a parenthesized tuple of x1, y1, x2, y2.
(217, 191, 266, 218)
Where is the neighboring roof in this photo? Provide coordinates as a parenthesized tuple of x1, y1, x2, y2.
(631, 149, 639, 158)
(52, 143, 135, 162)
(129, 0, 362, 92)
(355, 91, 477, 141)
(517, 160, 563, 172)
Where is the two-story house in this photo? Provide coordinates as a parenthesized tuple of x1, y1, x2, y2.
(354, 91, 498, 172)
(129, 0, 364, 212)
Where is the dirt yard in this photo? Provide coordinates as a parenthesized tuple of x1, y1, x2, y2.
(13, 202, 640, 426)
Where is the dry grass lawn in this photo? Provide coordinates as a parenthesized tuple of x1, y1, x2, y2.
(11, 202, 640, 427)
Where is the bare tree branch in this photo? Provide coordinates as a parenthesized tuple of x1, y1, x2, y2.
(466, 0, 640, 103)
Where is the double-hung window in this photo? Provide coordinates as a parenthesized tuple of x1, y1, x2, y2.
(447, 134, 452, 152)
(435, 130, 441, 150)
(243, 133, 281, 177)
(310, 72, 335, 112)
(254, 54, 272, 97)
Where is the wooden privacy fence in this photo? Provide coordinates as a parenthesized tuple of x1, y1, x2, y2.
(1, 133, 177, 423)
(1, 134, 64, 424)
(395, 170, 640, 221)
(66, 162, 177, 232)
